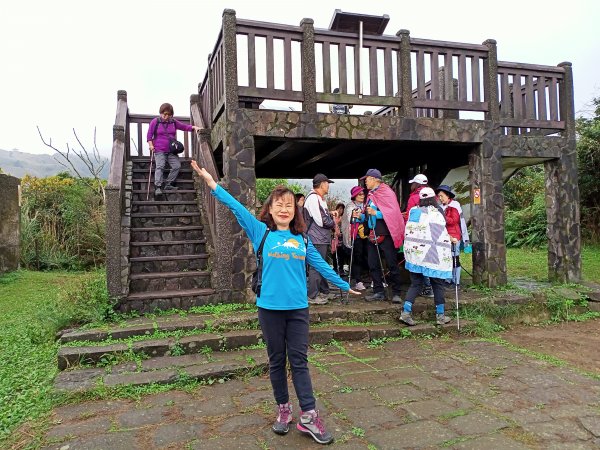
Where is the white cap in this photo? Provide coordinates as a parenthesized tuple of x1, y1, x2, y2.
(408, 174, 428, 185)
(419, 187, 436, 199)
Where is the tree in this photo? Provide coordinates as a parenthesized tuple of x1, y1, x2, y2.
(256, 178, 305, 204)
(37, 127, 106, 203)
(576, 97, 600, 240)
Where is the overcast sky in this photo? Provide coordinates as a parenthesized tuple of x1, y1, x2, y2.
(2, 0, 599, 159)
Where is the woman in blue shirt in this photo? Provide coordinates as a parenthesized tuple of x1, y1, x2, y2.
(191, 160, 358, 445)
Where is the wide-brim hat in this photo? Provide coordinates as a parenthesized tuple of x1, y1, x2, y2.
(435, 184, 456, 198)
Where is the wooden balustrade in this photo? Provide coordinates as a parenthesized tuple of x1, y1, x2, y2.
(196, 11, 571, 133)
(497, 61, 564, 130)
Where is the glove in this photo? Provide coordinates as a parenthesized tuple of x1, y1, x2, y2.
(463, 243, 472, 254)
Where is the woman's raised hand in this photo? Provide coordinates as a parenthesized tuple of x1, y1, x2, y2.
(190, 160, 217, 190)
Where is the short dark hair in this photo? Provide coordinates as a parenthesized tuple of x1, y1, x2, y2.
(258, 186, 306, 234)
(419, 197, 439, 208)
(159, 103, 174, 115)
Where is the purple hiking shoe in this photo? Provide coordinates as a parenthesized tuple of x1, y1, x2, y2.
(296, 409, 333, 444)
(272, 402, 293, 435)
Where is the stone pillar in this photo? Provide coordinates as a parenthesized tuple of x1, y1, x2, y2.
(396, 29, 415, 118)
(0, 174, 20, 273)
(222, 9, 239, 116)
(545, 62, 581, 282)
(301, 18, 317, 113)
(483, 39, 500, 122)
(469, 136, 507, 286)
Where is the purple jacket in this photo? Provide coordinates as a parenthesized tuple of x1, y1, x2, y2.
(147, 118, 193, 153)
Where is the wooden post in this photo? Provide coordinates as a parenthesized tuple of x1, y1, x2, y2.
(483, 39, 500, 122)
(301, 18, 317, 113)
(222, 9, 239, 116)
(396, 29, 414, 118)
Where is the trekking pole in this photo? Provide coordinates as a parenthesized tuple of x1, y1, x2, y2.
(344, 223, 357, 305)
(452, 243, 460, 331)
(372, 228, 389, 299)
(146, 149, 154, 201)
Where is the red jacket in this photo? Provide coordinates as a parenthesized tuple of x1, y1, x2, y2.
(445, 205, 461, 241)
(403, 186, 425, 221)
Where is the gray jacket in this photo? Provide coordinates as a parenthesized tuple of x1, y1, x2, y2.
(303, 191, 335, 245)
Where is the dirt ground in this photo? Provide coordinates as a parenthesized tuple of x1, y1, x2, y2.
(501, 318, 600, 374)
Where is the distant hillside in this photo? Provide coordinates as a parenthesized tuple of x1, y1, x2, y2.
(0, 149, 109, 179)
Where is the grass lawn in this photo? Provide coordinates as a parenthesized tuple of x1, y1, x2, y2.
(0, 270, 96, 448)
(461, 244, 600, 284)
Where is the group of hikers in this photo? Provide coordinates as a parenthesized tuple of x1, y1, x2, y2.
(299, 169, 470, 326)
(151, 101, 471, 445)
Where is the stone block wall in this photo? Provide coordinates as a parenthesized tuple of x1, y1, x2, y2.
(0, 174, 21, 273)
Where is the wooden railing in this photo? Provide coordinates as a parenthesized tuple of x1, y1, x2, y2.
(497, 61, 565, 130)
(197, 11, 571, 134)
(410, 39, 489, 112)
(199, 27, 225, 124)
(190, 100, 219, 244)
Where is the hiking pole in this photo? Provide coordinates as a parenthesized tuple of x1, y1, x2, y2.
(452, 243, 460, 331)
(344, 224, 357, 305)
(146, 149, 154, 201)
(372, 228, 389, 299)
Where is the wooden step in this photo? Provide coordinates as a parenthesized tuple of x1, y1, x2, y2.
(132, 189, 196, 194)
(130, 226, 203, 232)
(132, 200, 197, 205)
(130, 212, 200, 218)
(126, 288, 215, 300)
(130, 270, 210, 280)
(129, 254, 209, 262)
(130, 239, 206, 247)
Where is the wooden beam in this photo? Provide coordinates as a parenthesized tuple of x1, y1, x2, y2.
(296, 142, 348, 168)
(256, 141, 295, 167)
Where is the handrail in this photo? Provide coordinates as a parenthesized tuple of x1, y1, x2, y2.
(127, 114, 192, 158)
(190, 102, 219, 247)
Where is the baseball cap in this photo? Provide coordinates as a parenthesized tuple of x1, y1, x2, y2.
(360, 168, 382, 180)
(419, 187, 436, 199)
(312, 173, 334, 186)
(408, 174, 428, 185)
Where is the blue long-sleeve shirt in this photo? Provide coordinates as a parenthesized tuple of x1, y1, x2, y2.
(212, 185, 350, 310)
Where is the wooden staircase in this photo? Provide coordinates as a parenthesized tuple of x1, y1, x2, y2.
(120, 157, 216, 313)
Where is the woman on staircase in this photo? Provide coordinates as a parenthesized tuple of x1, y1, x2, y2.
(147, 103, 201, 196)
(190, 160, 359, 445)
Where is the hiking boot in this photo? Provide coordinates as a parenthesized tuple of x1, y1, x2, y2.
(297, 410, 333, 445)
(391, 295, 402, 304)
(436, 314, 451, 325)
(420, 286, 434, 297)
(365, 292, 386, 302)
(353, 281, 366, 291)
(154, 187, 163, 196)
(272, 402, 293, 435)
(308, 295, 328, 305)
(164, 184, 179, 191)
(400, 312, 416, 326)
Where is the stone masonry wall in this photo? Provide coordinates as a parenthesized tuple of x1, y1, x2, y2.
(0, 174, 20, 273)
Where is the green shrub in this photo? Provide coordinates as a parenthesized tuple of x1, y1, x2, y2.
(256, 178, 305, 204)
(505, 193, 547, 248)
(20, 173, 105, 270)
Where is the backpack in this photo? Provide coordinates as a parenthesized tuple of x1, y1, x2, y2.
(251, 228, 309, 297)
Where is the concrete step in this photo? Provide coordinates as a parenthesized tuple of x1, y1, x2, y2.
(54, 348, 268, 393)
(119, 288, 219, 314)
(130, 212, 202, 228)
(130, 226, 205, 242)
(132, 200, 198, 206)
(57, 321, 459, 371)
(132, 189, 196, 202)
(58, 304, 397, 344)
(132, 167, 193, 174)
(129, 240, 207, 258)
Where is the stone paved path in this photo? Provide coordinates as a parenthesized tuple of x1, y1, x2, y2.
(42, 333, 600, 449)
